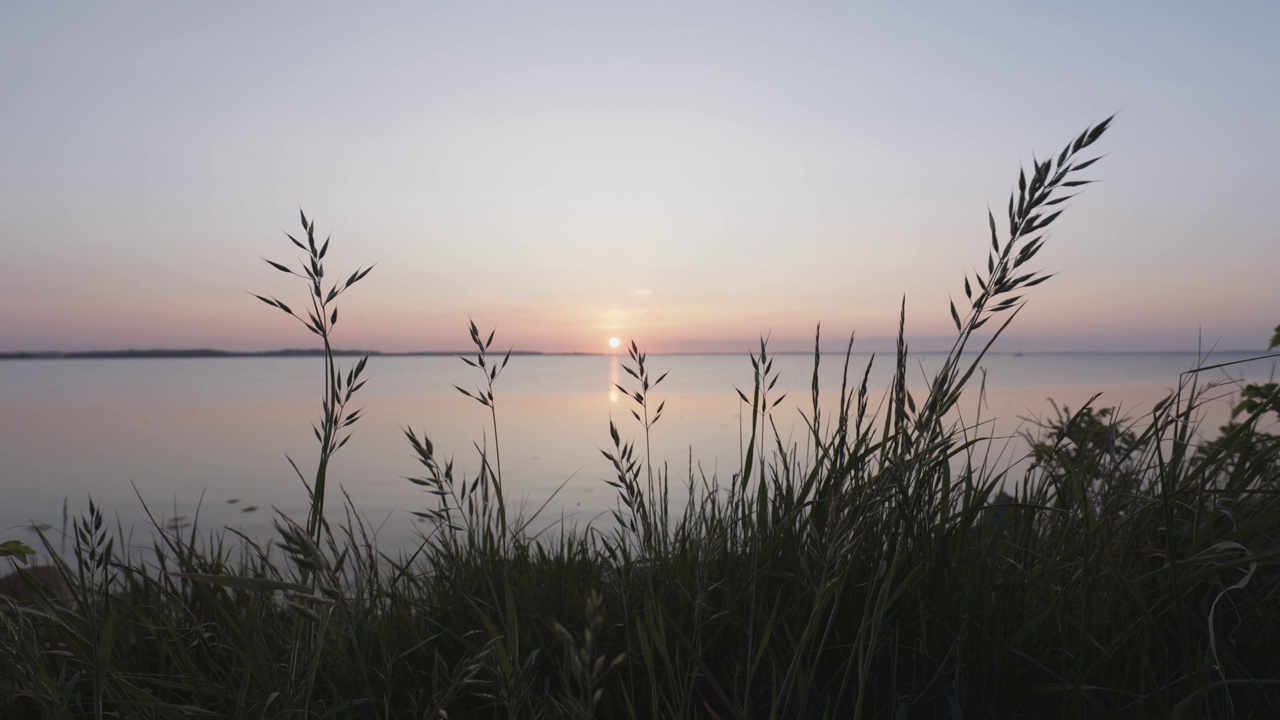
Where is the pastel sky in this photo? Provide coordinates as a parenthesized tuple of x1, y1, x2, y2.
(2, 1, 1276, 354)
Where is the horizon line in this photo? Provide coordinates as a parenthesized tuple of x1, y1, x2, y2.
(1, 347, 1272, 361)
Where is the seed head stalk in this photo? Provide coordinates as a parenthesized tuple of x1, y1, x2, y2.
(253, 209, 372, 543)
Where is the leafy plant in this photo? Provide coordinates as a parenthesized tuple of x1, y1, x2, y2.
(0, 540, 35, 564)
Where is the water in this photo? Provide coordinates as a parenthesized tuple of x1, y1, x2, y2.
(1, 351, 1273, 552)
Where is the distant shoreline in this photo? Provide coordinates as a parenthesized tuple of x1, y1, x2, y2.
(0, 348, 1271, 360)
(0, 349, 545, 360)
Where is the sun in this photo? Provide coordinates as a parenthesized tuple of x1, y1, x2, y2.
(608, 337, 621, 349)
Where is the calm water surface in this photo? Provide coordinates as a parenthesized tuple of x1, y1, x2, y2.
(1, 352, 1273, 551)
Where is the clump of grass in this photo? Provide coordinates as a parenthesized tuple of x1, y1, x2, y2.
(4, 117, 1280, 719)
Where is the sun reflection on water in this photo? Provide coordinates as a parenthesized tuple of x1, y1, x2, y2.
(608, 355, 619, 403)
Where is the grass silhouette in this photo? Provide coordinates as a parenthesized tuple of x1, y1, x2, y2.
(3, 117, 1280, 719)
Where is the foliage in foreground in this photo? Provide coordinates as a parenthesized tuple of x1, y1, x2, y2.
(3, 118, 1280, 719)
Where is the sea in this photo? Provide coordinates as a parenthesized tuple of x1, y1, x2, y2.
(2, 351, 1275, 555)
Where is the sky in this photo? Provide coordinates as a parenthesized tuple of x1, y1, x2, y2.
(1, 1, 1276, 355)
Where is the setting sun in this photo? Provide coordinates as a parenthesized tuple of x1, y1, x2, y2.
(608, 337, 621, 349)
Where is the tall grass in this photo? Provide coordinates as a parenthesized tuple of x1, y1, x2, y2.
(253, 210, 373, 543)
(3, 117, 1279, 719)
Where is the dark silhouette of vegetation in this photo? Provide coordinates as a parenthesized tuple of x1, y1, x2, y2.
(4, 118, 1279, 719)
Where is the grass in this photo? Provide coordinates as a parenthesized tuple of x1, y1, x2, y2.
(3, 117, 1280, 719)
